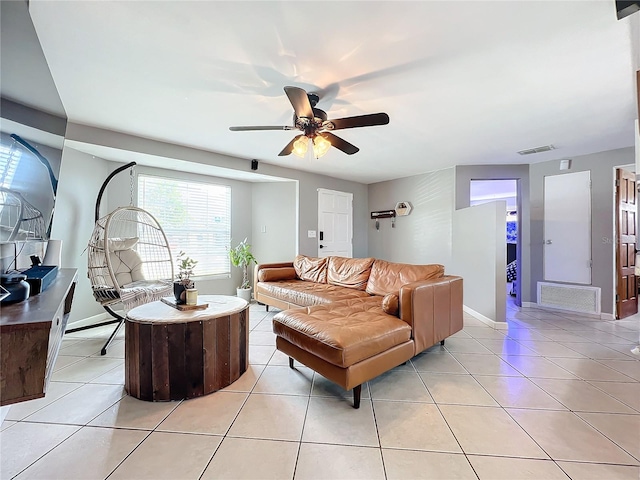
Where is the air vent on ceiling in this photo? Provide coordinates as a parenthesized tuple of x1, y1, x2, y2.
(517, 145, 556, 155)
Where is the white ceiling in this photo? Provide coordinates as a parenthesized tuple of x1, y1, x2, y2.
(28, 1, 637, 184)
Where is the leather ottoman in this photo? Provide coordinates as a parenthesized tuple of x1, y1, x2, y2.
(272, 299, 414, 408)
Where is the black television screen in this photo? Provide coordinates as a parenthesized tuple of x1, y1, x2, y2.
(0, 131, 62, 242)
(616, 1, 640, 19)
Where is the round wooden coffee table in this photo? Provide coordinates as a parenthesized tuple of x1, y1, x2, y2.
(125, 295, 249, 401)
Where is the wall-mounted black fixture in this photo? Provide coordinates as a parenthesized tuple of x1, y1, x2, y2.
(371, 209, 396, 230)
(371, 210, 396, 219)
(251, 159, 258, 170)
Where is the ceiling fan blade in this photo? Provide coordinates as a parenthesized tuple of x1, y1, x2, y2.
(327, 113, 390, 131)
(284, 86, 313, 119)
(320, 132, 359, 155)
(278, 134, 304, 156)
(229, 125, 296, 131)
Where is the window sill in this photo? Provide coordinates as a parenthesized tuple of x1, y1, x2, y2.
(189, 273, 231, 282)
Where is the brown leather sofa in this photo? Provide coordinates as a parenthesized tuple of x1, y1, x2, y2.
(254, 255, 463, 408)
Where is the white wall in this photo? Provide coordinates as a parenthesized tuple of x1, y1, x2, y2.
(251, 181, 297, 264)
(453, 201, 506, 324)
(51, 147, 109, 324)
(368, 168, 454, 269)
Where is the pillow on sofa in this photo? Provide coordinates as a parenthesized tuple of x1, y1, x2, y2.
(258, 267, 297, 282)
(366, 259, 444, 296)
(382, 293, 399, 316)
(327, 256, 375, 291)
(293, 255, 327, 283)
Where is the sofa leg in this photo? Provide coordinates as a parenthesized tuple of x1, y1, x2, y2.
(440, 339, 445, 346)
(289, 357, 294, 369)
(353, 385, 361, 409)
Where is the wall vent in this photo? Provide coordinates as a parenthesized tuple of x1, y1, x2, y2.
(537, 282, 601, 315)
(517, 145, 556, 155)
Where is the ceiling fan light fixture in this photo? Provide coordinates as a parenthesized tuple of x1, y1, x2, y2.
(292, 135, 309, 158)
(229, 86, 390, 157)
(313, 135, 331, 159)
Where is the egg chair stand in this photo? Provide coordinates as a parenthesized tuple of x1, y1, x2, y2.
(67, 162, 174, 355)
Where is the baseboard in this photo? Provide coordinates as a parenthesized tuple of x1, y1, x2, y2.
(65, 311, 112, 331)
(463, 305, 508, 330)
(521, 301, 615, 320)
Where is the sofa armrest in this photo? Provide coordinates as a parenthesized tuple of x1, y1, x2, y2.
(254, 262, 295, 291)
(399, 275, 463, 354)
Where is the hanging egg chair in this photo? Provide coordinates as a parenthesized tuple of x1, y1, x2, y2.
(87, 206, 173, 309)
(72, 162, 174, 355)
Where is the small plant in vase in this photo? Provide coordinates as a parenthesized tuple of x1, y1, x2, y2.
(174, 251, 198, 304)
(228, 238, 257, 302)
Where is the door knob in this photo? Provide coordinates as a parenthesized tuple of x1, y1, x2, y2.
(545, 240, 553, 244)
(319, 245, 325, 249)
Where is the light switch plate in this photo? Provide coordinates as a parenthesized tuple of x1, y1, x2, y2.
(308, 230, 316, 238)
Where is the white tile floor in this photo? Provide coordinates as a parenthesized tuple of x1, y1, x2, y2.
(1, 302, 639, 479)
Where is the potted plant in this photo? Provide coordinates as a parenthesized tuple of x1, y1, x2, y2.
(174, 251, 197, 305)
(228, 238, 257, 302)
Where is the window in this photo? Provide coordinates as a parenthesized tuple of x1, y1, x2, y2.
(0, 141, 21, 189)
(138, 174, 231, 277)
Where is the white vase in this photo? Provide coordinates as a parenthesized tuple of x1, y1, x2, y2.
(236, 287, 251, 303)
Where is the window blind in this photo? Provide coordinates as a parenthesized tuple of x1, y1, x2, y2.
(138, 174, 231, 277)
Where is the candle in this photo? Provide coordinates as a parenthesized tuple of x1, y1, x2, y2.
(186, 288, 198, 306)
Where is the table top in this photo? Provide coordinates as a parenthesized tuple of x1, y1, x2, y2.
(1, 269, 78, 328)
(126, 295, 249, 324)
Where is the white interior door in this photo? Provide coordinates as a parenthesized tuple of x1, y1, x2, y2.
(317, 188, 352, 258)
(543, 171, 591, 284)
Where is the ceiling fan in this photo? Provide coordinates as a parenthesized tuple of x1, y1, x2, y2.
(229, 86, 389, 158)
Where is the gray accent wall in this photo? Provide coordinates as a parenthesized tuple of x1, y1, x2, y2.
(251, 181, 297, 263)
(529, 147, 635, 315)
(51, 148, 109, 323)
(368, 168, 454, 269)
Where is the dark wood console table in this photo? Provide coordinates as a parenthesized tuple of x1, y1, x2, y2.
(1, 268, 77, 406)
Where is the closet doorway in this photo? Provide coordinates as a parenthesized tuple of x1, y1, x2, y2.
(470, 179, 521, 308)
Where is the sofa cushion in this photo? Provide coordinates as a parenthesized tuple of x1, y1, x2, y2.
(293, 255, 328, 283)
(327, 256, 375, 291)
(382, 293, 399, 316)
(366, 259, 444, 296)
(258, 267, 297, 282)
(257, 279, 371, 307)
(273, 302, 411, 368)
